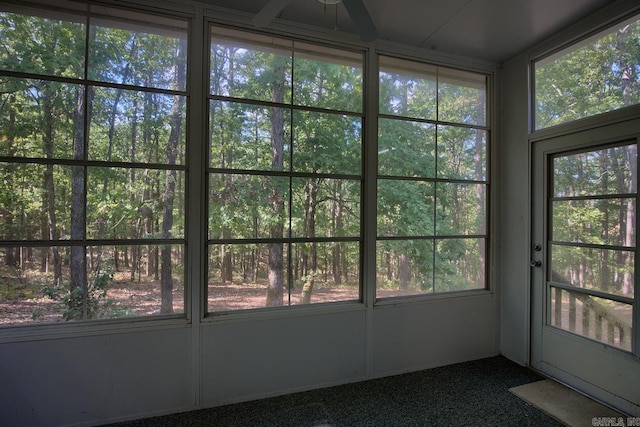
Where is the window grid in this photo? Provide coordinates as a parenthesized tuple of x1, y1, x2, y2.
(534, 13, 640, 130)
(0, 2, 494, 328)
(0, 4, 189, 325)
(206, 28, 364, 312)
(376, 55, 489, 299)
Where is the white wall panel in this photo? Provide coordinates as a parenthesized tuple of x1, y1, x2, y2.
(200, 309, 367, 406)
(372, 293, 499, 376)
(0, 327, 192, 426)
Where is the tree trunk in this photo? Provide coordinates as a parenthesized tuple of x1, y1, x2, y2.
(129, 96, 138, 282)
(220, 175, 233, 283)
(475, 90, 486, 286)
(300, 179, 319, 304)
(42, 82, 62, 286)
(2, 94, 16, 265)
(623, 145, 637, 296)
(332, 181, 343, 285)
(70, 85, 87, 319)
(266, 56, 288, 307)
(160, 38, 187, 314)
(599, 151, 610, 292)
(399, 252, 408, 290)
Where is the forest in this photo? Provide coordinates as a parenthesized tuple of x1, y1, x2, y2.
(0, 5, 638, 328)
(1, 9, 187, 324)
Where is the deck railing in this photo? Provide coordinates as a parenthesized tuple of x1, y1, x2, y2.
(551, 271, 631, 350)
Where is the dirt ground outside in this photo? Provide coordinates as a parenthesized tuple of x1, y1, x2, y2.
(0, 275, 385, 327)
(0, 265, 440, 326)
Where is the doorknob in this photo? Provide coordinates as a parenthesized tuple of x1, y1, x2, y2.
(530, 259, 542, 268)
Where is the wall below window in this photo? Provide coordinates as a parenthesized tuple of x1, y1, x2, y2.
(0, 327, 193, 425)
(0, 293, 498, 425)
(372, 293, 498, 375)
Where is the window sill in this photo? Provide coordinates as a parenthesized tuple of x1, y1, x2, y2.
(374, 288, 494, 308)
(202, 300, 367, 325)
(0, 315, 189, 344)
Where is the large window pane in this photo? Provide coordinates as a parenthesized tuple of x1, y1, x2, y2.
(437, 68, 487, 126)
(553, 144, 637, 197)
(210, 101, 291, 171)
(290, 242, 360, 305)
(293, 43, 363, 113)
(437, 125, 487, 181)
(293, 111, 361, 175)
(89, 19, 188, 91)
(0, 164, 43, 241)
(0, 5, 188, 327)
(1, 163, 74, 240)
(551, 245, 634, 298)
(0, 244, 184, 326)
(87, 167, 184, 240)
(0, 10, 85, 79)
(550, 287, 632, 352)
(86, 244, 185, 317)
(379, 56, 437, 120)
(206, 27, 364, 312)
(291, 178, 360, 238)
(434, 238, 485, 292)
(0, 78, 82, 159)
(552, 198, 636, 246)
(377, 56, 489, 299)
(436, 183, 486, 236)
(210, 28, 292, 103)
(535, 14, 640, 129)
(209, 174, 289, 240)
(208, 243, 289, 311)
(377, 180, 434, 237)
(378, 118, 435, 178)
(376, 239, 434, 298)
(90, 87, 186, 164)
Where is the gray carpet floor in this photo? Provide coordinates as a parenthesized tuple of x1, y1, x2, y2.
(107, 356, 562, 426)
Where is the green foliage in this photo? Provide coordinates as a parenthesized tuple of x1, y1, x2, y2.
(1, 9, 186, 324)
(376, 58, 488, 294)
(43, 271, 113, 321)
(550, 145, 636, 297)
(535, 18, 640, 128)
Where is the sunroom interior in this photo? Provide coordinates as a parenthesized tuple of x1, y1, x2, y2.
(0, 0, 639, 425)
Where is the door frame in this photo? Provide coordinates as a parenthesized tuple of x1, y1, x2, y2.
(529, 118, 640, 416)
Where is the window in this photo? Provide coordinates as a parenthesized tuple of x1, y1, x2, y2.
(207, 27, 363, 311)
(0, 2, 494, 328)
(535, 13, 640, 129)
(0, 4, 188, 325)
(549, 143, 636, 351)
(377, 56, 489, 299)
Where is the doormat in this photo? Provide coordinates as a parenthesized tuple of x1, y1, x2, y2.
(509, 380, 626, 426)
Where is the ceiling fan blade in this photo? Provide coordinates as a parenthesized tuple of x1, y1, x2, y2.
(252, 0, 294, 28)
(343, 0, 378, 42)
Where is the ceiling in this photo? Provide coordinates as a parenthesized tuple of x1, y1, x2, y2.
(201, 0, 614, 63)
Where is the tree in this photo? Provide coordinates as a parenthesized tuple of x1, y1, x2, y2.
(1, 9, 189, 324)
(69, 84, 86, 319)
(160, 37, 187, 314)
(266, 55, 288, 307)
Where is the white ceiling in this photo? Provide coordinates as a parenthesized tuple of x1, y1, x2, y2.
(202, 0, 614, 63)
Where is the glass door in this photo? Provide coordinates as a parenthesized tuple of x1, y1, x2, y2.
(531, 120, 640, 415)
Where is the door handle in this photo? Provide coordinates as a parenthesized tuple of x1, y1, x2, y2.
(530, 259, 542, 268)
